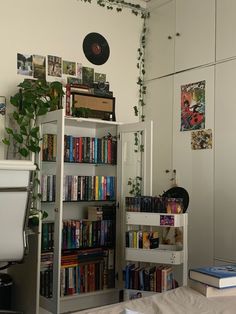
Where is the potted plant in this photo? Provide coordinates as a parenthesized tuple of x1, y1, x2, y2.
(2, 78, 64, 223)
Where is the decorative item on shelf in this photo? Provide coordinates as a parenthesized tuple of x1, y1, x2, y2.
(83, 32, 110, 66)
(162, 187, 189, 213)
(72, 106, 92, 118)
(72, 93, 116, 121)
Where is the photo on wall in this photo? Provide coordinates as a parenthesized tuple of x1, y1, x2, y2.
(48, 55, 62, 77)
(63, 60, 76, 76)
(95, 73, 106, 82)
(33, 55, 46, 79)
(191, 129, 212, 150)
(77, 62, 83, 82)
(180, 80, 205, 131)
(17, 53, 33, 76)
(82, 66, 94, 85)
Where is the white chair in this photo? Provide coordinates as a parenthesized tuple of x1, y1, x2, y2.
(0, 160, 36, 269)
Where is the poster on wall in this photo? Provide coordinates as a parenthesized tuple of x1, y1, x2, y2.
(180, 80, 205, 131)
(17, 53, 33, 76)
(191, 129, 212, 150)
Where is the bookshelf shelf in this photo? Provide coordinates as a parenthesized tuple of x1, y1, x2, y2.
(126, 212, 187, 227)
(39, 109, 120, 314)
(125, 209, 188, 297)
(125, 247, 184, 265)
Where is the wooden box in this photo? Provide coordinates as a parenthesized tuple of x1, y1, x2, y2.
(72, 93, 116, 121)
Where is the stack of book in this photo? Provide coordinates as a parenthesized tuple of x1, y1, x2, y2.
(189, 264, 236, 297)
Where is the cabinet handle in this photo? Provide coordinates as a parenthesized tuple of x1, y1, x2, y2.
(176, 32, 180, 37)
(168, 35, 172, 40)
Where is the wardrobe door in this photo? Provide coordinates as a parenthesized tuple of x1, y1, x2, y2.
(214, 59, 236, 263)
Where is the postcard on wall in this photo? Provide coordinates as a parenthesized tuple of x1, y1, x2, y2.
(17, 53, 33, 76)
(63, 60, 76, 76)
(77, 62, 83, 81)
(95, 72, 106, 82)
(82, 66, 94, 85)
(191, 129, 212, 150)
(33, 55, 46, 79)
(180, 80, 205, 131)
(48, 55, 62, 77)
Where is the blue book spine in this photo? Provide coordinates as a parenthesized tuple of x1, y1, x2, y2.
(69, 136, 73, 162)
(94, 138, 98, 164)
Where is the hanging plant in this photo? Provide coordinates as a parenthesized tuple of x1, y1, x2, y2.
(79, 0, 147, 16)
(134, 14, 149, 121)
(134, 131, 144, 153)
(128, 176, 142, 196)
(2, 78, 64, 223)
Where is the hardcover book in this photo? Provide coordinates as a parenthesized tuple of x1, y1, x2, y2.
(189, 264, 236, 288)
(189, 279, 236, 297)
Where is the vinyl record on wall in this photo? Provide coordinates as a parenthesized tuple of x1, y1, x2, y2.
(83, 32, 110, 65)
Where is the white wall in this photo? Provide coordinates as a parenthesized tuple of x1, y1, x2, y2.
(0, 0, 145, 159)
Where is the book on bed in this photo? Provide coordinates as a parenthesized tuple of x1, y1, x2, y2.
(189, 264, 236, 288)
(189, 279, 236, 297)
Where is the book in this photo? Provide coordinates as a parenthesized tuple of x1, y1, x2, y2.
(189, 264, 236, 288)
(189, 279, 236, 297)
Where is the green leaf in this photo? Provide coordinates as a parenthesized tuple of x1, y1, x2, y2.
(42, 211, 48, 219)
(37, 106, 48, 116)
(19, 147, 29, 157)
(30, 127, 40, 138)
(5, 128, 14, 135)
(13, 133, 23, 143)
(2, 138, 10, 145)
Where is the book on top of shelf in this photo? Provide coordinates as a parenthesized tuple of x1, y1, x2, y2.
(189, 264, 236, 288)
(189, 279, 236, 297)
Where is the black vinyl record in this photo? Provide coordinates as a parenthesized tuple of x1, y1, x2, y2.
(162, 186, 189, 212)
(83, 32, 110, 65)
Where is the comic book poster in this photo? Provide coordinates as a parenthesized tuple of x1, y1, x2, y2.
(180, 80, 205, 131)
(191, 129, 212, 150)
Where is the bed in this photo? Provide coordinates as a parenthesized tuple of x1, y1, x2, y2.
(78, 286, 236, 314)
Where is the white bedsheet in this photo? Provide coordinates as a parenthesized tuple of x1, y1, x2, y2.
(78, 286, 236, 314)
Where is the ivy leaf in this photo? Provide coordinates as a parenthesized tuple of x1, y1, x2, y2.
(5, 128, 14, 135)
(2, 138, 10, 145)
(30, 127, 40, 138)
(42, 211, 48, 219)
(13, 133, 23, 143)
(19, 147, 29, 157)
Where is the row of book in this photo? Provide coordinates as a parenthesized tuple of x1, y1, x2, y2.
(124, 263, 176, 292)
(40, 248, 115, 298)
(42, 133, 117, 165)
(62, 219, 115, 250)
(42, 219, 115, 252)
(41, 174, 116, 202)
(125, 196, 184, 213)
(125, 230, 159, 249)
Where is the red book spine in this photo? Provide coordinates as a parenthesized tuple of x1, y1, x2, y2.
(66, 84, 71, 116)
(107, 138, 112, 164)
(79, 137, 83, 163)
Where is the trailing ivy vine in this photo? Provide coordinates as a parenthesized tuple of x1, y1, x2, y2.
(78, 0, 149, 122)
